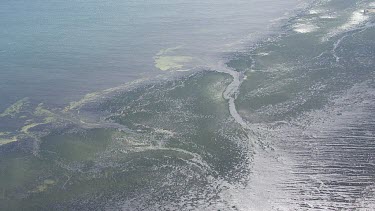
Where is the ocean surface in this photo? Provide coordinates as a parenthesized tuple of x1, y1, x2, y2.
(1, 0, 375, 210)
(0, 0, 302, 111)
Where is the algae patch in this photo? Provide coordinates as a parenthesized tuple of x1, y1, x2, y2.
(21, 104, 58, 134)
(156, 46, 183, 56)
(0, 98, 30, 117)
(32, 179, 56, 193)
(21, 122, 41, 134)
(35, 103, 54, 117)
(155, 56, 193, 71)
(64, 92, 100, 111)
(34, 103, 57, 123)
(0, 136, 17, 145)
(63, 78, 144, 111)
(0, 132, 17, 146)
(0, 132, 10, 136)
(154, 46, 193, 71)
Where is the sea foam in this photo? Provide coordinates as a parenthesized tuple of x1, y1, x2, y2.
(293, 23, 319, 33)
(339, 10, 369, 31)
